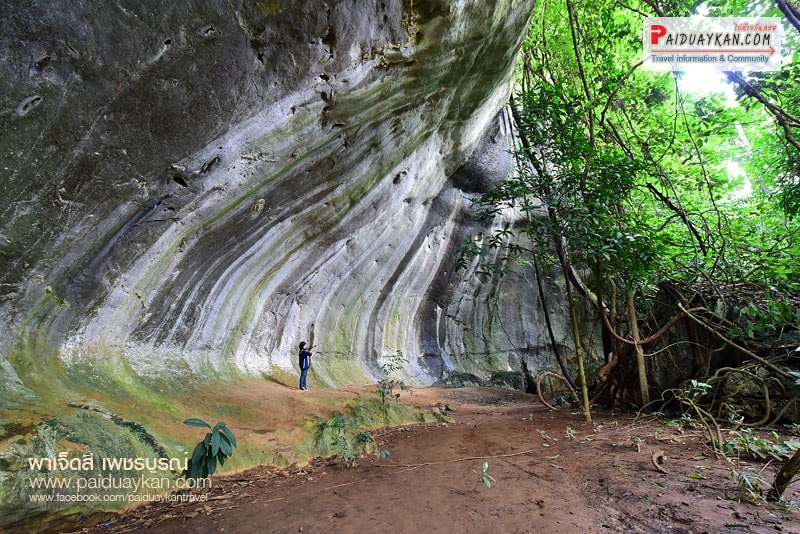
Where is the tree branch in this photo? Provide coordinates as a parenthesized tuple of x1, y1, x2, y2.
(645, 182, 708, 255)
(724, 71, 800, 153)
(776, 0, 800, 35)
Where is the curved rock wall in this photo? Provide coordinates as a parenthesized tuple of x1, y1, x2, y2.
(1, 0, 564, 396)
(1, 0, 609, 422)
(0, 1, 610, 526)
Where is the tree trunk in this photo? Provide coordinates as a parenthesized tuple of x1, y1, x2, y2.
(627, 289, 650, 408)
(530, 241, 580, 393)
(562, 257, 592, 422)
(769, 448, 800, 501)
(594, 260, 613, 364)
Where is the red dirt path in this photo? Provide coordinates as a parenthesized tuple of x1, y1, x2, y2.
(73, 387, 799, 533)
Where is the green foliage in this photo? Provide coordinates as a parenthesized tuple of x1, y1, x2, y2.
(732, 292, 800, 340)
(376, 350, 412, 426)
(469, 0, 800, 316)
(728, 466, 768, 504)
(453, 0, 800, 428)
(722, 429, 800, 462)
(488, 370, 525, 390)
(310, 395, 454, 467)
(686, 380, 712, 400)
(313, 411, 378, 467)
(443, 371, 484, 388)
(182, 418, 237, 483)
(474, 461, 496, 489)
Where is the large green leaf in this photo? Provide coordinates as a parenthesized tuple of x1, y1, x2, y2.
(211, 429, 220, 457)
(220, 424, 238, 448)
(218, 435, 233, 456)
(183, 418, 211, 429)
(190, 441, 206, 466)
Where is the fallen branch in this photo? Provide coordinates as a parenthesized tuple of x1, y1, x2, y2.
(651, 450, 669, 474)
(375, 449, 539, 474)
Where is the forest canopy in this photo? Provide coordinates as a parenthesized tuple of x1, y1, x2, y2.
(510, 0, 800, 289)
(461, 0, 800, 423)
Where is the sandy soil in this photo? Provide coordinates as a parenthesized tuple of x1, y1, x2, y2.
(71, 387, 799, 534)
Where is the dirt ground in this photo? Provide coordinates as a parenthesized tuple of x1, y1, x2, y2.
(71, 386, 800, 534)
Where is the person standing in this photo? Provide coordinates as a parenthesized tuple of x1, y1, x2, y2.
(298, 341, 314, 390)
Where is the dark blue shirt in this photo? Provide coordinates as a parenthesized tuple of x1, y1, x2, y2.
(299, 349, 312, 370)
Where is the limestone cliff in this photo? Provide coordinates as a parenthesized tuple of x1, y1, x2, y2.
(0, 0, 561, 391)
(0, 0, 592, 527)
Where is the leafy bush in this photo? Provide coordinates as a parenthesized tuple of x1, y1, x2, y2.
(722, 429, 800, 462)
(443, 371, 484, 388)
(733, 295, 800, 340)
(314, 411, 378, 467)
(182, 418, 237, 482)
(489, 370, 525, 390)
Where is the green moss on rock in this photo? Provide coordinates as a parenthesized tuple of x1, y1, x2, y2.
(489, 370, 525, 391)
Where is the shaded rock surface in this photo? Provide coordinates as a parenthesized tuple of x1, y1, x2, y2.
(0, 0, 602, 527)
(0, 0, 573, 391)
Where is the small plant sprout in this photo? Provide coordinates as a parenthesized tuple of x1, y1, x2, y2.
(777, 498, 800, 518)
(375, 350, 412, 426)
(182, 418, 237, 483)
(688, 379, 712, 399)
(474, 461, 496, 488)
(729, 466, 768, 504)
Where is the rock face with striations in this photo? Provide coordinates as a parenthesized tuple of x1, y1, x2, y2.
(0, 0, 589, 525)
